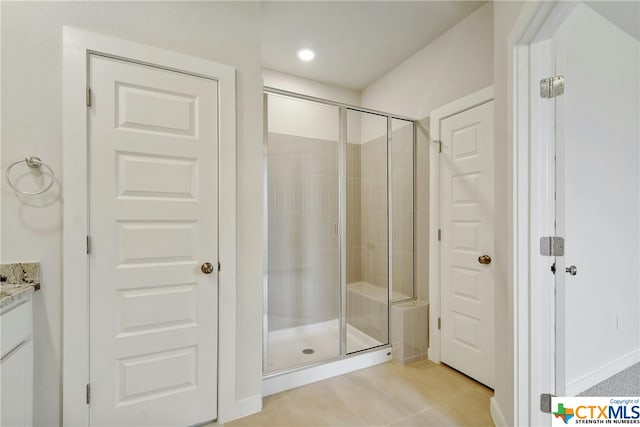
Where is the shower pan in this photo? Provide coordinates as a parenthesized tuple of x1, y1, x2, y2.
(263, 88, 416, 377)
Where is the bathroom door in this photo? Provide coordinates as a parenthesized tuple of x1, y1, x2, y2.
(439, 99, 495, 388)
(88, 54, 218, 425)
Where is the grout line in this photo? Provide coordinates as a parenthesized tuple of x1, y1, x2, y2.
(385, 412, 417, 427)
(384, 400, 437, 426)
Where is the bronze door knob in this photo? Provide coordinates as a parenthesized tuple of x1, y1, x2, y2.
(201, 262, 215, 274)
(478, 255, 492, 265)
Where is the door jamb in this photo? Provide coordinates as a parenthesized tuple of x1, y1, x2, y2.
(62, 27, 238, 425)
(512, 2, 576, 425)
(427, 86, 494, 364)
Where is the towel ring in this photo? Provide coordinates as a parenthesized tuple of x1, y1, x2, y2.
(5, 156, 55, 195)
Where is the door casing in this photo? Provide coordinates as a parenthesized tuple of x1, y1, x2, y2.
(62, 27, 240, 425)
(512, 2, 579, 426)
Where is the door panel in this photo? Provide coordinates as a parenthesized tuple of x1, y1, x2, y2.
(89, 54, 218, 426)
(346, 109, 389, 354)
(440, 100, 494, 388)
(553, 4, 640, 396)
(265, 93, 341, 372)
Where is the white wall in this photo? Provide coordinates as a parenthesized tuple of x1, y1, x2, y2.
(492, 2, 529, 424)
(263, 69, 360, 106)
(1, 2, 264, 424)
(263, 69, 361, 143)
(360, 2, 494, 126)
(555, 3, 640, 394)
(268, 95, 340, 141)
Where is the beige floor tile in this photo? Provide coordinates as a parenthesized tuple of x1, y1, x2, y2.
(226, 360, 494, 427)
(387, 414, 424, 427)
(411, 407, 458, 427)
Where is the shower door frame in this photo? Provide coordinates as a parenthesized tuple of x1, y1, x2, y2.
(262, 87, 417, 376)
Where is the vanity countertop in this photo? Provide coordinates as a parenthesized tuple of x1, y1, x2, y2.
(0, 263, 40, 310)
(0, 282, 37, 310)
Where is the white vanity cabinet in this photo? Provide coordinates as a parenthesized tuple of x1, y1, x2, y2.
(1, 293, 34, 427)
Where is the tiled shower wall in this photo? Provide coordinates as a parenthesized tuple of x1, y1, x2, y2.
(268, 132, 339, 331)
(358, 136, 389, 289)
(349, 123, 415, 299)
(391, 122, 415, 300)
(346, 143, 362, 284)
(268, 122, 428, 332)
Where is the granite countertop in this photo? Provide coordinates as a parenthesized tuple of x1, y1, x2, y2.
(0, 262, 40, 309)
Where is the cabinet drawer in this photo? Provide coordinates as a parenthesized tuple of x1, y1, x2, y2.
(1, 299, 32, 359)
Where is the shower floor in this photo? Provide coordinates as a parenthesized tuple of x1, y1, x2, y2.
(266, 319, 383, 373)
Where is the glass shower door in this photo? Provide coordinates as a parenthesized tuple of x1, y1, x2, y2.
(265, 93, 341, 373)
(345, 109, 390, 353)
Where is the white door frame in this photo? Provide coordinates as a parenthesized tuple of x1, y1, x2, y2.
(62, 27, 238, 425)
(512, 2, 577, 426)
(427, 86, 494, 365)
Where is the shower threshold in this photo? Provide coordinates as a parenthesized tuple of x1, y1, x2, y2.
(263, 346, 392, 396)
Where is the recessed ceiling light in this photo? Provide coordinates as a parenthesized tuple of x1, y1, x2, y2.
(297, 49, 315, 62)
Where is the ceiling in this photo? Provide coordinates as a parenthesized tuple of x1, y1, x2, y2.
(585, 1, 640, 41)
(261, 1, 486, 90)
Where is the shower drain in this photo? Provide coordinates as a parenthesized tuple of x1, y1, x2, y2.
(302, 348, 315, 355)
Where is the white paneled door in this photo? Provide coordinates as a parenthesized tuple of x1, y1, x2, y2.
(440, 100, 494, 388)
(88, 54, 218, 426)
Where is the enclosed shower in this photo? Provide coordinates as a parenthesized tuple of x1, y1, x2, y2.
(263, 89, 416, 375)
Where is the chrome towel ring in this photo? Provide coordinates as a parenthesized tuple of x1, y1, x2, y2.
(5, 156, 55, 195)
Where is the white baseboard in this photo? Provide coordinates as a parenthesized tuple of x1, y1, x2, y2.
(490, 397, 507, 427)
(263, 347, 392, 396)
(219, 394, 262, 424)
(566, 349, 640, 396)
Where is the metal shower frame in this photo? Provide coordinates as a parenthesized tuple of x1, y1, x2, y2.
(262, 86, 418, 376)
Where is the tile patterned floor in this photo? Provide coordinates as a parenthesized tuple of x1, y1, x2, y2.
(225, 360, 494, 426)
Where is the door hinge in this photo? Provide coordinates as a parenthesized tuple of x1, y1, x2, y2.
(218, 262, 221, 272)
(86, 235, 91, 255)
(438, 229, 441, 241)
(86, 383, 91, 405)
(437, 317, 441, 330)
(540, 236, 564, 257)
(86, 86, 92, 107)
(540, 76, 564, 98)
(432, 139, 442, 153)
(540, 393, 556, 413)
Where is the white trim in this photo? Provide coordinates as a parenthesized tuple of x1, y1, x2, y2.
(490, 397, 508, 427)
(513, 43, 531, 427)
(566, 349, 640, 396)
(427, 86, 494, 364)
(262, 348, 392, 396)
(62, 27, 238, 425)
(0, 1, 3, 262)
(512, 2, 578, 425)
